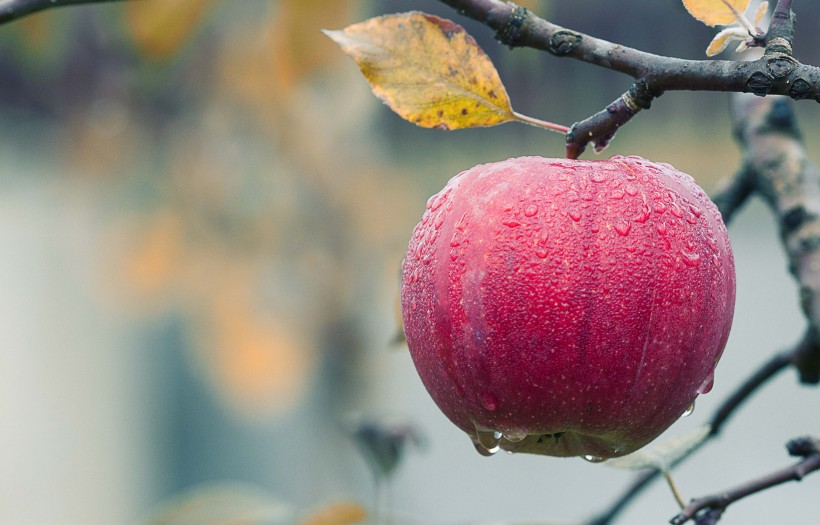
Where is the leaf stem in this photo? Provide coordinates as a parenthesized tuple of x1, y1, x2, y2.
(720, 0, 757, 35)
(512, 111, 570, 134)
(663, 469, 687, 510)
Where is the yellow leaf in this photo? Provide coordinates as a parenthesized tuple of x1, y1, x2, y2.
(705, 27, 745, 56)
(324, 12, 516, 130)
(682, 0, 751, 26)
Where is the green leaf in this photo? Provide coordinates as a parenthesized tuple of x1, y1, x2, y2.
(607, 425, 712, 471)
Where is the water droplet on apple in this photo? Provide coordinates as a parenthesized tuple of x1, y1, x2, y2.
(680, 249, 701, 267)
(479, 391, 500, 411)
(474, 427, 502, 456)
(697, 373, 715, 394)
(625, 184, 638, 196)
(535, 247, 549, 259)
(656, 222, 667, 235)
(689, 204, 703, 217)
(670, 205, 684, 218)
(503, 218, 521, 228)
(653, 201, 667, 214)
(634, 206, 651, 223)
(611, 189, 625, 200)
(503, 428, 528, 443)
(569, 210, 582, 222)
(591, 172, 607, 183)
(583, 455, 606, 463)
(524, 204, 538, 217)
(615, 221, 631, 236)
(434, 215, 445, 229)
(429, 188, 450, 211)
(472, 438, 498, 456)
(682, 400, 696, 417)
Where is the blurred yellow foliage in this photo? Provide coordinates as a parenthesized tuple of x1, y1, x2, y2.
(271, 0, 358, 92)
(15, 13, 53, 53)
(200, 273, 315, 418)
(125, 0, 214, 59)
(124, 211, 186, 295)
(298, 501, 367, 525)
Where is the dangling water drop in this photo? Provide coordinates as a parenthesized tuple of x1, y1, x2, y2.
(583, 455, 606, 463)
(682, 400, 696, 417)
(697, 373, 715, 394)
(472, 437, 497, 457)
(474, 427, 502, 456)
(503, 428, 528, 443)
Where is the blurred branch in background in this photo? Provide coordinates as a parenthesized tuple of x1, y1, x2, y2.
(0, 0, 131, 25)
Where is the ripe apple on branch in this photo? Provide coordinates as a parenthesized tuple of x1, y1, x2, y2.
(2, 0, 813, 523)
(324, 0, 820, 523)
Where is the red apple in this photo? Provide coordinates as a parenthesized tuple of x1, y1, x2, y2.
(401, 156, 735, 459)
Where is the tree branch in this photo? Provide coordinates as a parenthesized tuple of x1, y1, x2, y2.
(670, 437, 820, 525)
(436, 0, 819, 156)
(0, 0, 131, 25)
(730, 94, 820, 383)
(766, 0, 795, 55)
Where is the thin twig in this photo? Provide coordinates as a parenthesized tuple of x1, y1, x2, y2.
(0, 0, 131, 25)
(670, 438, 820, 524)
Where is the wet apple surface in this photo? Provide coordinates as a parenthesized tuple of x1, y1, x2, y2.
(401, 156, 736, 459)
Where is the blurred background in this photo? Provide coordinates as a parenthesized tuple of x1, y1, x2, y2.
(0, 0, 819, 524)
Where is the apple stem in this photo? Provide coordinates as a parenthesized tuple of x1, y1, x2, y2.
(663, 469, 687, 510)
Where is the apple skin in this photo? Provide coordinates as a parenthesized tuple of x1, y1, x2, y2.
(401, 156, 735, 459)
